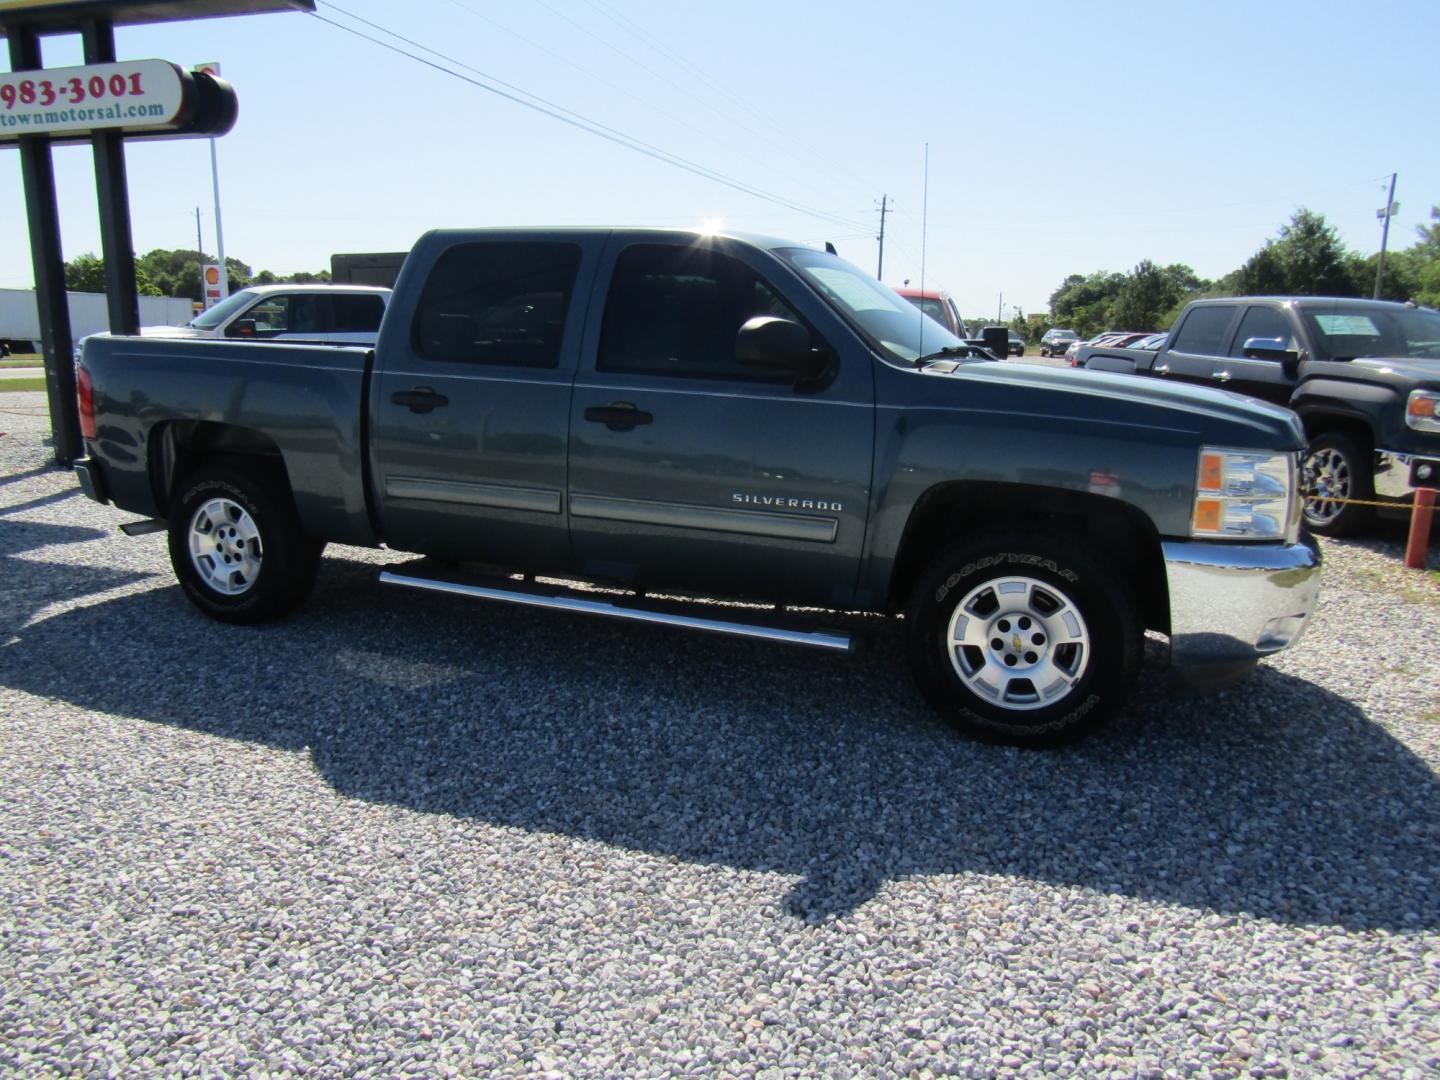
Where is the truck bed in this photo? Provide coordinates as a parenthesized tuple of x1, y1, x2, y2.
(79, 334, 377, 546)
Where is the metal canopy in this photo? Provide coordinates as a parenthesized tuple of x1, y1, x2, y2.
(0, 1, 313, 36)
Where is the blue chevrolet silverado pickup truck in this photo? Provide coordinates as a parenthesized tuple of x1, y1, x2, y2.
(73, 229, 1321, 746)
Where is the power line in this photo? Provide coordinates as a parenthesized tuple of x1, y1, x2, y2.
(310, 4, 870, 233)
(437, 0, 857, 204)
(577, 0, 884, 202)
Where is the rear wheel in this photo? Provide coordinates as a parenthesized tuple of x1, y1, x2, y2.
(1302, 431, 1373, 536)
(167, 463, 322, 624)
(905, 532, 1140, 747)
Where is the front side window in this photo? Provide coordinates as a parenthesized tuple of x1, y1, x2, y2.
(598, 244, 802, 380)
(1170, 305, 1237, 357)
(413, 242, 581, 367)
(1229, 307, 1296, 357)
(777, 247, 964, 363)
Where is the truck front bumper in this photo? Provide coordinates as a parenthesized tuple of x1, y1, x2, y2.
(1162, 535, 1321, 687)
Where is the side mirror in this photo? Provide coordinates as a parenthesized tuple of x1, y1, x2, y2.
(1241, 336, 1298, 364)
(228, 318, 257, 338)
(735, 316, 827, 380)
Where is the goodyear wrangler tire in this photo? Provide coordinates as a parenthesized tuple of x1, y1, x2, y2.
(167, 464, 321, 625)
(905, 532, 1140, 747)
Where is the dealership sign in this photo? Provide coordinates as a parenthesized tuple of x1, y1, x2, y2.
(0, 59, 185, 139)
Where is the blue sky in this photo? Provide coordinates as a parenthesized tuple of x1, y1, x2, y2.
(2, 0, 1437, 317)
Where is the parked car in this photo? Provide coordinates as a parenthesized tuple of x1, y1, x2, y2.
(1039, 328, 1079, 357)
(896, 287, 969, 338)
(977, 326, 1025, 357)
(74, 228, 1320, 747)
(141, 284, 392, 345)
(1081, 296, 1440, 535)
(1072, 332, 1160, 368)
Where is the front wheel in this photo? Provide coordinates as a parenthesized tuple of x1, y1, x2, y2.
(1302, 431, 1373, 536)
(167, 464, 322, 624)
(905, 532, 1140, 747)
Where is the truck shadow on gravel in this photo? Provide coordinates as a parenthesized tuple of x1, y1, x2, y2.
(0, 517, 151, 639)
(1, 551, 1436, 931)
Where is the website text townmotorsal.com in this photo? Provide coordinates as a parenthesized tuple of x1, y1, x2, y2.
(0, 102, 167, 128)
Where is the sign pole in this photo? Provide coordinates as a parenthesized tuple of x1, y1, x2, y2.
(8, 23, 81, 465)
(82, 17, 140, 337)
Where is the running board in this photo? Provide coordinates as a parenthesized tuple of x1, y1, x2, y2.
(119, 518, 167, 537)
(378, 570, 856, 653)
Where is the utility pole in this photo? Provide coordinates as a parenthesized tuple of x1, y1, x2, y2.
(195, 206, 205, 299)
(1374, 172, 1398, 300)
(875, 194, 889, 280)
(997, 292, 1003, 323)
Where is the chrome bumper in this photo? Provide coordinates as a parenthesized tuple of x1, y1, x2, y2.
(1162, 536, 1321, 678)
(1374, 451, 1440, 499)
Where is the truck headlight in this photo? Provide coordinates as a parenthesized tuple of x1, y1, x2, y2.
(1191, 447, 1296, 540)
(1406, 390, 1440, 433)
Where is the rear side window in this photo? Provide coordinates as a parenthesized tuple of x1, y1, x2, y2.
(1229, 306, 1296, 357)
(413, 242, 581, 367)
(598, 244, 801, 381)
(1170, 305, 1237, 356)
(329, 294, 386, 334)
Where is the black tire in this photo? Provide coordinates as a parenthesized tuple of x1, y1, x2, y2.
(167, 463, 322, 625)
(905, 531, 1140, 747)
(1302, 431, 1373, 537)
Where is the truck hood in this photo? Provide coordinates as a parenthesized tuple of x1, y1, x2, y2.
(917, 360, 1305, 449)
(1343, 356, 1440, 386)
(138, 324, 208, 339)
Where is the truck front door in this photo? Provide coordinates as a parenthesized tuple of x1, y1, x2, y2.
(567, 237, 875, 608)
(369, 235, 601, 569)
(1216, 303, 1302, 406)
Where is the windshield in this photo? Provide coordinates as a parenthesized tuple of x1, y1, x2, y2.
(189, 288, 259, 330)
(778, 248, 965, 362)
(1303, 304, 1440, 362)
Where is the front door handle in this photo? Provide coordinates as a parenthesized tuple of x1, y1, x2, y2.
(391, 387, 449, 414)
(1212, 369, 1232, 383)
(1153, 363, 1171, 375)
(584, 401, 653, 432)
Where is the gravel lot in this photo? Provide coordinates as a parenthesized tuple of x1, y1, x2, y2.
(2, 391, 1438, 1078)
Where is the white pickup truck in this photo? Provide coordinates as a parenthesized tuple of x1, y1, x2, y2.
(142, 284, 391, 345)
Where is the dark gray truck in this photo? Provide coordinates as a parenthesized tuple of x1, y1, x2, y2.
(1082, 297, 1440, 535)
(74, 229, 1322, 746)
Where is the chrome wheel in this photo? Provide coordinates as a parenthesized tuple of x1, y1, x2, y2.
(187, 497, 263, 596)
(1303, 445, 1352, 527)
(945, 574, 1091, 711)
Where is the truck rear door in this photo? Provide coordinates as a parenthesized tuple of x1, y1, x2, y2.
(565, 235, 875, 608)
(1155, 303, 1242, 388)
(368, 234, 602, 569)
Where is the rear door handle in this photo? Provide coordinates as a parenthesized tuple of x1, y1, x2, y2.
(584, 401, 653, 432)
(1212, 369, 1232, 383)
(391, 387, 449, 413)
(1153, 363, 1171, 375)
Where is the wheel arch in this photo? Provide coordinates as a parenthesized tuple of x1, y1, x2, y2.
(150, 420, 295, 517)
(887, 481, 1171, 634)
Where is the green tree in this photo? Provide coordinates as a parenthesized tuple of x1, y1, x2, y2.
(63, 252, 107, 292)
(63, 252, 165, 296)
(1110, 259, 1181, 330)
(1049, 271, 1126, 338)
